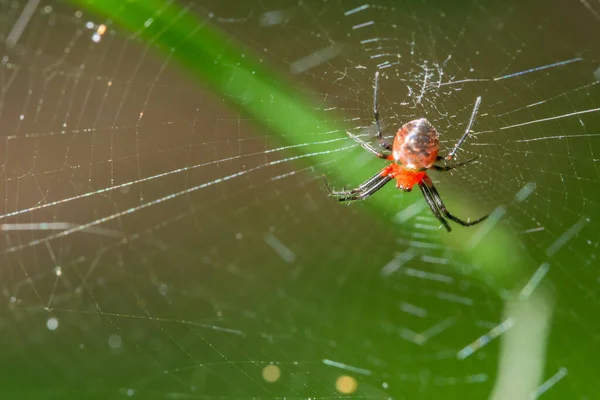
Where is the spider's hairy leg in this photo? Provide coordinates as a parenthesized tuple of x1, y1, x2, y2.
(373, 71, 393, 151)
(422, 175, 488, 227)
(418, 180, 451, 232)
(323, 170, 381, 196)
(446, 96, 482, 161)
(326, 169, 392, 202)
(345, 131, 393, 160)
(432, 156, 480, 172)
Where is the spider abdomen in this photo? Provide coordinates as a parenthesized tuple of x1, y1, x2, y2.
(392, 118, 439, 170)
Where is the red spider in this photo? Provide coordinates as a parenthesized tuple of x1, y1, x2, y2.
(327, 72, 489, 232)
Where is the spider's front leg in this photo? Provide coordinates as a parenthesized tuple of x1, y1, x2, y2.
(421, 174, 488, 228)
(326, 169, 392, 202)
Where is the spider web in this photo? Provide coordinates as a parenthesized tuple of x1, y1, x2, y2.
(1, 0, 600, 398)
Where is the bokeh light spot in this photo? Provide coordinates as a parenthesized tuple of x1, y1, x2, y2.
(336, 375, 358, 394)
(262, 364, 281, 382)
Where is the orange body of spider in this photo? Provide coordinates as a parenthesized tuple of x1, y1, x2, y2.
(381, 118, 439, 191)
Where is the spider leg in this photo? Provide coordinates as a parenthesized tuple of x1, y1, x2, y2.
(346, 131, 392, 160)
(446, 96, 482, 161)
(373, 71, 393, 151)
(431, 156, 479, 172)
(337, 175, 391, 201)
(422, 174, 488, 226)
(324, 170, 384, 195)
(418, 181, 451, 232)
(328, 171, 392, 202)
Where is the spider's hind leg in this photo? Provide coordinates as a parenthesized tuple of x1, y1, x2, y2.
(432, 156, 479, 172)
(345, 131, 392, 160)
(373, 71, 393, 151)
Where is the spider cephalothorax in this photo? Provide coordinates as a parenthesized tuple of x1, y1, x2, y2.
(327, 72, 489, 232)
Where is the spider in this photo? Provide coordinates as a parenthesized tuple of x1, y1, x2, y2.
(327, 71, 489, 232)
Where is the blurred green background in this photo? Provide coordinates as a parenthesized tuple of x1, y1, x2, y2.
(1, 0, 599, 398)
